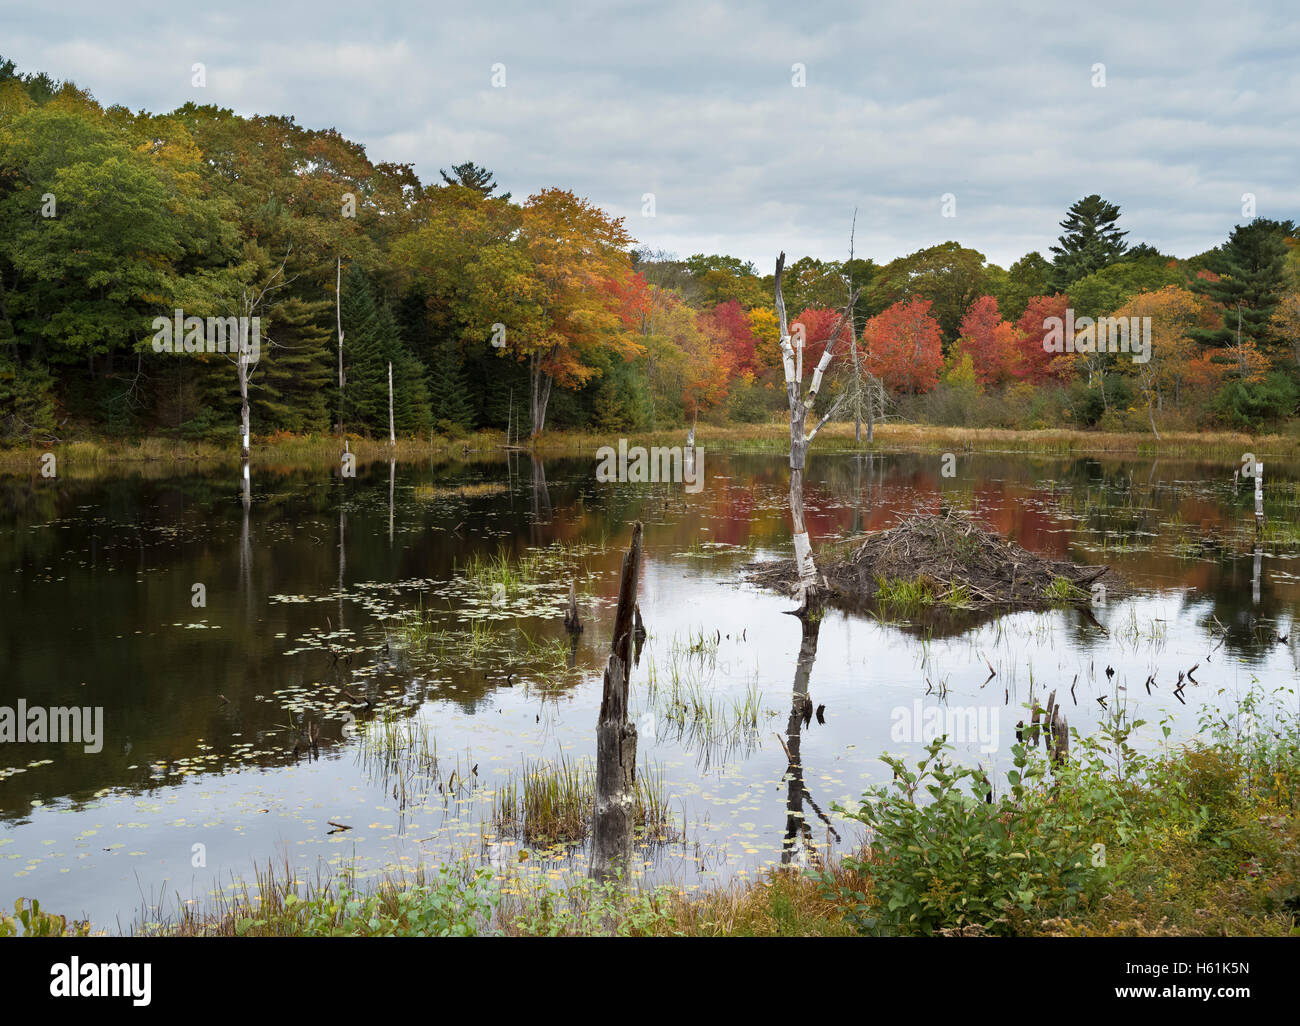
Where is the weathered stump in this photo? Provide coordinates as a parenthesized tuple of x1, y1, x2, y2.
(591, 521, 643, 882)
(564, 579, 583, 634)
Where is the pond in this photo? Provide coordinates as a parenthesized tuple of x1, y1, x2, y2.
(1, 447, 1298, 930)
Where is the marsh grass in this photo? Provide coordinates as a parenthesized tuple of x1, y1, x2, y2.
(414, 481, 509, 500)
(490, 754, 677, 846)
(137, 856, 496, 937)
(385, 592, 435, 651)
(874, 575, 936, 610)
(8, 423, 1298, 478)
(1042, 576, 1089, 604)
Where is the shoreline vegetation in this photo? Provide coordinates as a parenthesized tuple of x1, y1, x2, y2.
(3, 422, 1298, 475)
(8, 695, 1300, 938)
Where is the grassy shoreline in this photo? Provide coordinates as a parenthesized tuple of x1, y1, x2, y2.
(11, 703, 1298, 938)
(2, 422, 1298, 475)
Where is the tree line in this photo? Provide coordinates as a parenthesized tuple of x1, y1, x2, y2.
(1, 55, 1298, 446)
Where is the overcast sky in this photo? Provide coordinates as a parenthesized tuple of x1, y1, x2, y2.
(3, 0, 1297, 269)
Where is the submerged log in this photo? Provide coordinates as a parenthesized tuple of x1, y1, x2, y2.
(591, 521, 643, 882)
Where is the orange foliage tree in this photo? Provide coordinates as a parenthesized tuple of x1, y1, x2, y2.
(514, 188, 638, 435)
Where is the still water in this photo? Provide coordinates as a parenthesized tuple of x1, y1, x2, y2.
(2, 449, 1298, 930)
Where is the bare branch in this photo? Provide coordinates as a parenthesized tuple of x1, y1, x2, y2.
(805, 287, 861, 404)
(806, 392, 848, 444)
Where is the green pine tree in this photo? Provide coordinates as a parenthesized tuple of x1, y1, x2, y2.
(1190, 218, 1296, 354)
(426, 335, 473, 430)
(340, 268, 432, 436)
(1050, 194, 1129, 291)
(256, 294, 333, 433)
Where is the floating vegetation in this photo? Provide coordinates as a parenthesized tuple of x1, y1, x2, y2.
(490, 755, 677, 847)
(643, 651, 767, 767)
(384, 592, 436, 652)
(414, 482, 509, 501)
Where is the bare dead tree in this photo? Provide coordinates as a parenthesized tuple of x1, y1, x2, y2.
(592, 521, 643, 883)
(228, 247, 294, 462)
(387, 360, 395, 446)
(336, 256, 348, 454)
(774, 251, 860, 615)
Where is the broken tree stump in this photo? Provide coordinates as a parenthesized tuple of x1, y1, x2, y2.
(591, 521, 643, 883)
(564, 579, 582, 634)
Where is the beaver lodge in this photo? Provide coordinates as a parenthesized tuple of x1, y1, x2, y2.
(748, 509, 1111, 611)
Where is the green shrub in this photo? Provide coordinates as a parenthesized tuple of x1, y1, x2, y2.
(820, 739, 1116, 935)
(0, 897, 91, 937)
(1213, 371, 1299, 430)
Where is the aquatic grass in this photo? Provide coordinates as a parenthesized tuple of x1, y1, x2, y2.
(413, 481, 508, 500)
(490, 754, 677, 847)
(137, 856, 495, 937)
(873, 575, 936, 610)
(385, 592, 435, 651)
(1042, 576, 1088, 604)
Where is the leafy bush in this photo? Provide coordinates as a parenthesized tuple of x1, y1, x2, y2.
(820, 738, 1116, 935)
(234, 865, 498, 937)
(820, 687, 1300, 936)
(0, 897, 91, 937)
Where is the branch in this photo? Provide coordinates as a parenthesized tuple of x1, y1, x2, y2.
(805, 287, 861, 404)
(774, 252, 797, 387)
(806, 392, 847, 444)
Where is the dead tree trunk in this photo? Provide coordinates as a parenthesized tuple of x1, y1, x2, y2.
(774, 251, 859, 616)
(592, 521, 643, 883)
(529, 350, 553, 437)
(336, 257, 347, 454)
(387, 361, 395, 446)
(237, 342, 252, 462)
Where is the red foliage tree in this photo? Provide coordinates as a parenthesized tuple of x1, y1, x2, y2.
(703, 300, 757, 377)
(958, 294, 1020, 386)
(862, 298, 943, 394)
(607, 271, 652, 332)
(790, 306, 853, 369)
(1013, 294, 1071, 384)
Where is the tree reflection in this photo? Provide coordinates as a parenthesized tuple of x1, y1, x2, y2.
(779, 614, 840, 868)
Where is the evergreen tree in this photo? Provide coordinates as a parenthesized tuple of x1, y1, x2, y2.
(1050, 194, 1129, 290)
(1190, 218, 1296, 354)
(256, 294, 333, 433)
(395, 291, 471, 430)
(426, 335, 473, 430)
(340, 268, 432, 436)
(438, 162, 510, 200)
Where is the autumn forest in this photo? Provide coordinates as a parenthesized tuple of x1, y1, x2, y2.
(2, 54, 1299, 447)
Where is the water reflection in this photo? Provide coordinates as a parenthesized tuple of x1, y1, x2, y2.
(1, 449, 1298, 927)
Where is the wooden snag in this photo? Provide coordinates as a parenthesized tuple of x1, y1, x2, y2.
(591, 521, 643, 882)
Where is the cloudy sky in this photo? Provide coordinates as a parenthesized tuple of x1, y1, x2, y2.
(3, 0, 1297, 269)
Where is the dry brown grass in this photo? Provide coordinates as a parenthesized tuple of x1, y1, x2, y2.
(3, 421, 1293, 475)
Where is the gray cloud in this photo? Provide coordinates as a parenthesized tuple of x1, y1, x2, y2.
(3, 0, 1297, 269)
